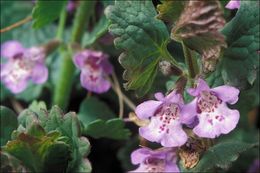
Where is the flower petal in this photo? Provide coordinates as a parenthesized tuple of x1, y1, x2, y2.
(139, 118, 164, 143)
(131, 148, 152, 165)
(154, 92, 165, 101)
(1, 40, 24, 58)
(187, 78, 210, 96)
(161, 124, 187, 147)
(24, 47, 45, 61)
(165, 90, 183, 104)
(180, 99, 197, 125)
(101, 58, 113, 74)
(135, 100, 162, 120)
(211, 85, 239, 104)
(31, 63, 48, 84)
(80, 70, 111, 93)
(3, 78, 28, 94)
(193, 103, 239, 138)
(165, 161, 180, 173)
(225, 0, 240, 9)
(73, 51, 88, 69)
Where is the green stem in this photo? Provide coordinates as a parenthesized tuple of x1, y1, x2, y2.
(53, 1, 95, 109)
(182, 42, 198, 80)
(56, 7, 67, 40)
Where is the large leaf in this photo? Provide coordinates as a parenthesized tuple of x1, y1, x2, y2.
(105, 1, 169, 96)
(32, 0, 68, 28)
(0, 106, 18, 146)
(213, 1, 259, 89)
(180, 141, 259, 172)
(84, 118, 130, 140)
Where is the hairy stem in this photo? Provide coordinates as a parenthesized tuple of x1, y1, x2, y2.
(53, 1, 95, 109)
(182, 42, 199, 81)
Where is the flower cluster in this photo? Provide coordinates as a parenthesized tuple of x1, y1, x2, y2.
(130, 78, 240, 172)
(1, 40, 48, 93)
(73, 50, 113, 94)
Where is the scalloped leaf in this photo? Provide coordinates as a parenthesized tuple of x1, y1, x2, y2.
(105, 1, 169, 96)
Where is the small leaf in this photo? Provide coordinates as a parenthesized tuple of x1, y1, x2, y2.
(78, 96, 115, 126)
(84, 118, 130, 140)
(82, 16, 109, 47)
(0, 106, 18, 146)
(0, 151, 27, 172)
(105, 1, 169, 96)
(181, 141, 259, 172)
(32, 0, 68, 28)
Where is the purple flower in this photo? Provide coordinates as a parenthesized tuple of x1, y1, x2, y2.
(247, 159, 260, 173)
(1, 40, 48, 93)
(130, 147, 179, 173)
(73, 50, 113, 94)
(225, 0, 240, 9)
(182, 79, 240, 138)
(135, 91, 188, 147)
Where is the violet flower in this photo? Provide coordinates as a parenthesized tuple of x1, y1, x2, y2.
(1, 40, 48, 94)
(73, 50, 113, 94)
(130, 147, 179, 173)
(135, 91, 188, 147)
(182, 79, 240, 138)
(225, 0, 240, 9)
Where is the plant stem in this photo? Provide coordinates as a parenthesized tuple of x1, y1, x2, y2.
(53, 1, 95, 109)
(111, 71, 124, 118)
(56, 7, 67, 40)
(182, 42, 198, 80)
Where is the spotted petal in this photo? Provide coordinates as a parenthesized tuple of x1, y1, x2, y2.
(193, 103, 240, 138)
(161, 124, 187, 147)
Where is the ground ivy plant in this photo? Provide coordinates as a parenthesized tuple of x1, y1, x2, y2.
(0, 0, 259, 173)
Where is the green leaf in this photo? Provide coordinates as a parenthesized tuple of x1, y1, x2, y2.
(0, 106, 18, 146)
(181, 141, 259, 172)
(3, 128, 70, 172)
(84, 118, 130, 140)
(78, 96, 115, 126)
(215, 1, 259, 88)
(32, 0, 68, 28)
(105, 1, 169, 96)
(82, 16, 109, 47)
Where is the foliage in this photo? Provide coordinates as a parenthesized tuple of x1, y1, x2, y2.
(105, 1, 170, 96)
